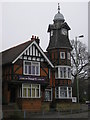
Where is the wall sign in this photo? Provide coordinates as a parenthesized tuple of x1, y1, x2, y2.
(19, 75, 45, 81)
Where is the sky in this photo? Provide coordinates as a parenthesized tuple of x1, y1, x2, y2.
(0, 1, 89, 52)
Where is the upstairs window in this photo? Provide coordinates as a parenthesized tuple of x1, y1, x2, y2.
(60, 52, 65, 59)
(24, 61, 40, 76)
(51, 30, 53, 36)
(55, 66, 71, 79)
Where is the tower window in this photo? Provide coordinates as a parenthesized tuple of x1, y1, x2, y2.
(67, 52, 71, 60)
(51, 30, 53, 36)
(60, 52, 65, 59)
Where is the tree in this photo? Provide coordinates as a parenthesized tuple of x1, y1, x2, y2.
(70, 40, 88, 101)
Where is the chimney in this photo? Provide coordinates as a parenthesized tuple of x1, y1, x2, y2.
(31, 35, 35, 41)
(31, 35, 40, 45)
(35, 36, 40, 45)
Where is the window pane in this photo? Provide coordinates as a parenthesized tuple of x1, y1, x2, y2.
(32, 62, 39, 66)
(32, 84, 39, 88)
(28, 88, 31, 97)
(32, 88, 35, 97)
(36, 89, 39, 97)
(55, 87, 59, 98)
(68, 91, 71, 97)
(60, 68, 63, 78)
(60, 87, 67, 98)
(60, 52, 65, 59)
(64, 68, 66, 78)
(23, 88, 27, 97)
(32, 66, 35, 75)
(68, 68, 71, 78)
(25, 66, 27, 74)
(60, 91, 67, 97)
(23, 84, 30, 87)
(29, 66, 31, 74)
(45, 90, 51, 101)
(25, 62, 31, 65)
(36, 66, 39, 75)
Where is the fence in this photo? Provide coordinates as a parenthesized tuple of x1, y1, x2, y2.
(2, 107, 89, 119)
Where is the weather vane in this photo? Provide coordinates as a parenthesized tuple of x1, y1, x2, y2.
(58, 3, 60, 13)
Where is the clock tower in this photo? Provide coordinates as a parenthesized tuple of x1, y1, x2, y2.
(47, 3, 73, 102)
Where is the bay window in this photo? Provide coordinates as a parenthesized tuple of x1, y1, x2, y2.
(55, 86, 72, 99)
(55, 66, 71, 79)
(24, 61, 40, 76)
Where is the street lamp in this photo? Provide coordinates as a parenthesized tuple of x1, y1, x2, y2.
(75, 35, 84, 103)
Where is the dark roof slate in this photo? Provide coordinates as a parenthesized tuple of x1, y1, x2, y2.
(48, 22, 71, 32)
(47, 35, 72, 51)
(1, 40, 33, 65)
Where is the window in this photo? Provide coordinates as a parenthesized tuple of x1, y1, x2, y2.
(55, 87, 59, 98)
(51, 30, 53, 36)
(60, 87, 67, 98)
(45, 89, 52, 101)
(55, 87, 72, 99)
(22, 84, 40, 98)
(55, 66, 71, 79)
(68, 68, 71, 78)
(67, 52, 71, 60)
(60, 52, 65, 59)
(24, 61, 40, 76)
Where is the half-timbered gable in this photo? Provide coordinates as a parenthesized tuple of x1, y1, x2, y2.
(2, 36, 54, 110)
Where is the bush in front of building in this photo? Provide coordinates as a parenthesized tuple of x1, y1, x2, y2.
(56, 103, 81, 112)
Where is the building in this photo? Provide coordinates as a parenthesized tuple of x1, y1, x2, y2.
(46, 3, 72, 102)
(2, 4, 72, 111)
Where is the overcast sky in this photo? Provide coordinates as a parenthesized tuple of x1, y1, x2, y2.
(0, 1, 88, 52)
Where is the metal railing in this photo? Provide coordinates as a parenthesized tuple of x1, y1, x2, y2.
(2, 107, 89, 119)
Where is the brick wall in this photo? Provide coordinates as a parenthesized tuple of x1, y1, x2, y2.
(17, 98, 42, 111)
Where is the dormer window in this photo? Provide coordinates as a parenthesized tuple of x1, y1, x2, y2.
(51, 30, 53, 36)
(60, 52, 65, 59)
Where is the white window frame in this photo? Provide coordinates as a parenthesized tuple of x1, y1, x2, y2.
(23, 61, 40, 76)
(22, 84, 41, 98)
(55, 86, 72, 99)
(55, 66, 71, 79)
(60, 52, 65, 59)
(45, 89, 52, 101)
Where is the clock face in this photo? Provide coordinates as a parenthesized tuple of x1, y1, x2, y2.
(61, 29, 67, 35)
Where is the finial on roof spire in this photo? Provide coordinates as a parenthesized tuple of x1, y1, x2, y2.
(58, 3, 60, 13)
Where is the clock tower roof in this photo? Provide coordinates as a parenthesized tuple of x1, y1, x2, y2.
(46, 3, 72, 51)
(54, 3, 65, 22)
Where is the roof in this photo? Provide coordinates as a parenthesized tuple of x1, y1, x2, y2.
(48, 22, 71, 32)
(1, 37, 54, 68)
(1, 40, 32, 65)
(47, 35, 72, 51)
(54, 12, 65, 21)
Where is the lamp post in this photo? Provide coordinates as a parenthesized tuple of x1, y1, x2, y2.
(75, 35, 84, 103)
